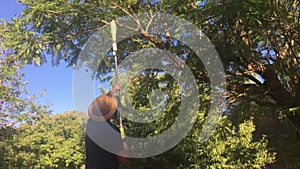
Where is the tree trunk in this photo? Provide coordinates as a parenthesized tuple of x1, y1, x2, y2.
(262, 68, 300, 133)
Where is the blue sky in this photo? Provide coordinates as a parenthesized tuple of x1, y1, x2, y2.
(0, 1, 77, 113)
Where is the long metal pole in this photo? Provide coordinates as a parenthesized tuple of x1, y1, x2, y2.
(111, 20, 125, 140)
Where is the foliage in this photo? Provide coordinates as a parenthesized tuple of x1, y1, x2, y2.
(197, 0, 300, 130)
(1, 14, 86, 169)
(0, 47, 49, 129)
(121, 117, 275, 169)
(1, 0, 299, 168)
(1, 111, 86, 169)
(189, 0, 300, 167)
(204, 118, 275, 169)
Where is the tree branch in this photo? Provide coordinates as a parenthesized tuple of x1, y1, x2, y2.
(141, 29, 165, 49)
(262, 67, 293, 106)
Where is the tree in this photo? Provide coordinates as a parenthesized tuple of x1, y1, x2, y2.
(2, 0, 298, 130)
(187, 0, 300, 167)
(1, 22, 52, 168)
(1, 0, 296, 167)
(1, 111, 86, 169)
(195, 0, 300, 132)
(1, 25, 86, 167)
(0, 37, 49, 128)
(121, 115, 275, 169)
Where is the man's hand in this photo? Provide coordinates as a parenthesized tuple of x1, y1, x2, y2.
(118, 141, 129, 165)
(123, 141, 129, 151)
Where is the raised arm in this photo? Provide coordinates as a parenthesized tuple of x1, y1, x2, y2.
(107, 83, 120, 96)
(117, 141, 129, 165)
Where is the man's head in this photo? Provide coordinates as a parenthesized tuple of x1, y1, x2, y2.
(88, 94, 118, 121)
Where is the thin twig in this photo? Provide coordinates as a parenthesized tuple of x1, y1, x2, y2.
(116, 21, 139, 32)
(145, 12, 156, 32)
(110, 1, 143, 32)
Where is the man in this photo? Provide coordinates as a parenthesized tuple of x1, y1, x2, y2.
(85, 84, 128, 169)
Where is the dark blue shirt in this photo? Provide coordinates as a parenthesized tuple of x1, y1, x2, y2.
(85, 119, 123, 169)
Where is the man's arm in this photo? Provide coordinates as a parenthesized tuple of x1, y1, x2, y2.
(107, 83, 120, 96)
(117, 141, 129, 165)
